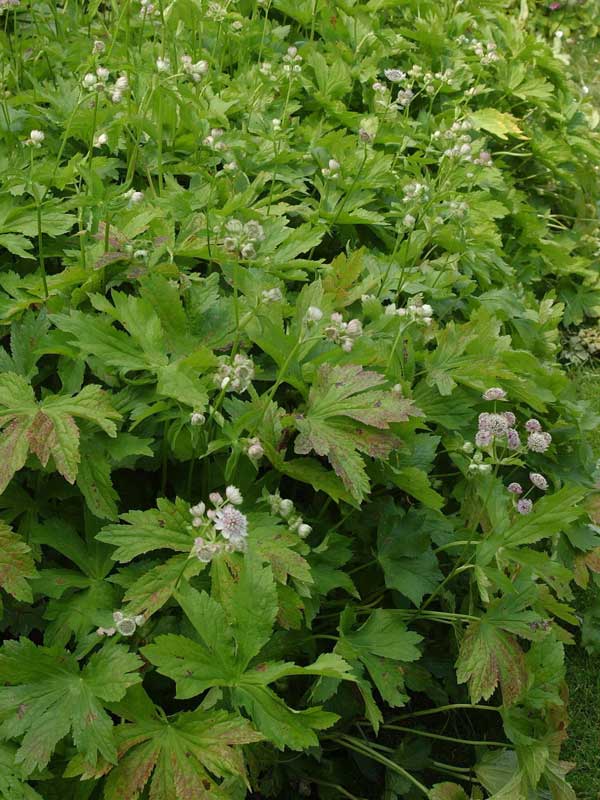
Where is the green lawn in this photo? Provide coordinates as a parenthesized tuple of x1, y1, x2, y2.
(564, 368, 600, 797)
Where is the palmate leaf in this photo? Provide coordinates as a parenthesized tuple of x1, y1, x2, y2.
(100, 709, 263, 800)
(456, 621, 527, 707)
(456, 591, 540, 706)
(294, 364, 420, 502)
(0, 640, 141, 773)
(377, 506, 443, 606)
(475, 745, 576, 800)
(121, 554, 204, 619)
(101, 506, 312, 619)
(0, 743, 43, 800)
(0, 522, 37, 603)
(142, 565, 354, 750)
(337, 609, 422, 714)
(98, 497, 194, 562)
(0, 373, 121, 492)
(52, 290, 212, 411)
(478, 485, 588, 565)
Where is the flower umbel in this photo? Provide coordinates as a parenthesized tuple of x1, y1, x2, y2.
(188, 487, 249, 562)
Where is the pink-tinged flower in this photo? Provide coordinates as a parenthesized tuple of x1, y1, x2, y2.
(527, 431, 552, 453)
(525, 419, 542, 433)
(530, 472, 548, 491)
(508, 482, 523, 495)
(507, 428, 521, 450)
(214, 504, 248, 541)
(192, 537, 221, 563)
(475, 430, 493, 448)
(482, 387, 507, 401)
(517, 498, 533, 515)
(549, 1, 561, 9)
(503, 411, 516, 426)
(478, 412, 509, 436)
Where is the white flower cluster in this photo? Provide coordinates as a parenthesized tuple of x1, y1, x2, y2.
(189, 486, 249, 563)
(420, 68, 455, 94)
(431, 120, 477, 163)
(97, 610, 145, 638)
(464, 390, 554, 486)
(471, 39, 500, 65)
(0, 0, 19, 12)
(384, 68, 406, 83)
(261, 287, 283, 303)
(283, 45, 303, 74)
(384, 299, 433, 326)
(259, 62, 278, 83)
(476, 411, 520, 449)
(203, 127, 226, 150)
(321, 158, 340, 179)
(190, 411, 206, 426)
(140, 0, 159, 18)
(214, 353, 255, 393)
(246, 437, 264, 461)
(221, 219, 265, 259)
(402, 181, 429, 203)
(436, 200, 469, 223)
(372, 78, 413, 111)
(396, 87, 414, 108)
(267, 493, 312, 538)
(324, 313, 362, 352)
(305, 306, 324, 323)
(206, 1, 227, 21)
(524, 418, 552, 453)
(467, 450, 492, 474)
(125, 188, 144, 206)
(181, 55, 209, 82)
(473, 150, 493, 167)
(82, 67, 129, 103)
(25, 129, 45, 148)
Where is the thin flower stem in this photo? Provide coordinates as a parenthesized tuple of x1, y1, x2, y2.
(381, 724, 512, 748)
(36, 203, 48, 300)
(328, 143, 368, 231)
(431, 761, 473, 773)
(389, 703, 501, 723)
(434, 540, 480, 553)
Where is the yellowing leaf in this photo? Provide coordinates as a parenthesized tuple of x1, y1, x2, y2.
(469, 108, 526, 140)
(294, 364, 420, 502)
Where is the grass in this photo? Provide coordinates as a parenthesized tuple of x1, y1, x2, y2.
(564, 368, 600, 797)
(561, 17, 600, 791)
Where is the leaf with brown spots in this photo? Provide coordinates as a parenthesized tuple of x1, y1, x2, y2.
(456, 589, 542, 707)
(0, 639, 141, 774)
(0, 522, 37, 603)
(25, 411, 55, 466)
(456, 620, 526, 706)
(294, 364, 420, 502)
(101, 709, 262, 800)
(0, 373, 121, 492)
(429, 783, 469, 800)
(0, 418, 31, 494)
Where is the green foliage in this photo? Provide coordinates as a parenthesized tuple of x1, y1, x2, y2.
(0, 0, 598, 797)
